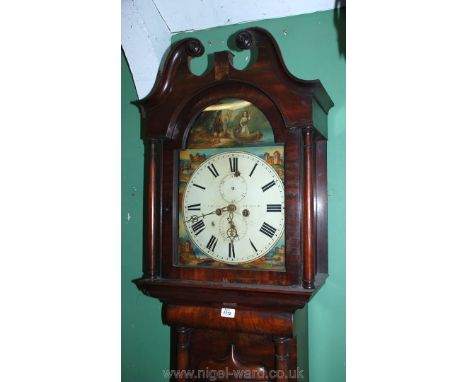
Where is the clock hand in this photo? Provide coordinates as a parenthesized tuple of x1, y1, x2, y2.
(226, 211, 239, 240)
(185, 205, 230, 223)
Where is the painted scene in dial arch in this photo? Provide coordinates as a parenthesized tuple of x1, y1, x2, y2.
(178, 145, 285, 270)
(186, 98, 275, 148)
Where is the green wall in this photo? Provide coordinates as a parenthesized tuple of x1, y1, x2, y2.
(122, 9, 345, 381)
(121, 52, 170, 381)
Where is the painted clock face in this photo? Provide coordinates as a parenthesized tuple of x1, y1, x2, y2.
(182, 151, 285, 264)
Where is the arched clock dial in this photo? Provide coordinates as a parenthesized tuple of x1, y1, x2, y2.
(182, 151, 285, 264)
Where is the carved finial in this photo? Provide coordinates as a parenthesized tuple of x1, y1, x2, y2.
(236, 30, 253, 50)
(186, 39, 205, 57)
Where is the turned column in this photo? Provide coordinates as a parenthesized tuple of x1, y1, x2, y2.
(143, 139, 161, 278)
(273, 336, 291, 382)
(175, 327, 192, 382)
(302, 129, 316, 289)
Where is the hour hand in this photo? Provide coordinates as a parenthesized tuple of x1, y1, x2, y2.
(185, 205, 230, 223)
(206, 205, 230, 217)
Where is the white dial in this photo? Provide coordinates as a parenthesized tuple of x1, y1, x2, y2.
(182, 151, 285, 264)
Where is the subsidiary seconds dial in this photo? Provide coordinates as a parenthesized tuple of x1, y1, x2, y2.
(182, 151, 285, 264)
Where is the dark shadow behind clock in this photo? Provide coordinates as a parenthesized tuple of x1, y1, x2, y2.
(132, 28, 333, 381)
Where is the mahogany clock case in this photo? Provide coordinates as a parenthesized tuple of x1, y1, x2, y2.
(132, 28, 333, 311)
(130, 27, 333, 381)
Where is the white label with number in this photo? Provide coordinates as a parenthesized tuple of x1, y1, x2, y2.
(221, 307, 236, 318)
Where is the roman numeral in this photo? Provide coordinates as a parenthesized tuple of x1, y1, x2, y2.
(249, 163, 258, 177)
(206, 235, 218, 252)
(266, 204, 282, 212)
(261, 180, 276, 192)
(229, 157, 238, 173)
(249, 239, 258, 253)
(259, 222, 277, 238)
(207, 163, 219, 178)
(187, 203, 201, 211)
(191, 220, 205, 236)
(228, 242, 235, 258)
(193, 183, 206, 190)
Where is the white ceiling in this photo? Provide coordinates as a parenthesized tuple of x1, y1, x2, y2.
(122, 0, 339, 98)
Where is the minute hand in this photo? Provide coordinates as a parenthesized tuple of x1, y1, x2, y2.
(226, 211, 239, 240)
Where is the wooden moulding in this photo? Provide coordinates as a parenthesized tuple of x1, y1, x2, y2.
(164, 304, 294, 338)
(135, 278, 316, 312)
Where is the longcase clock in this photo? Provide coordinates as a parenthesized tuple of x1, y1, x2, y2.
(132, 28, 333, 381)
